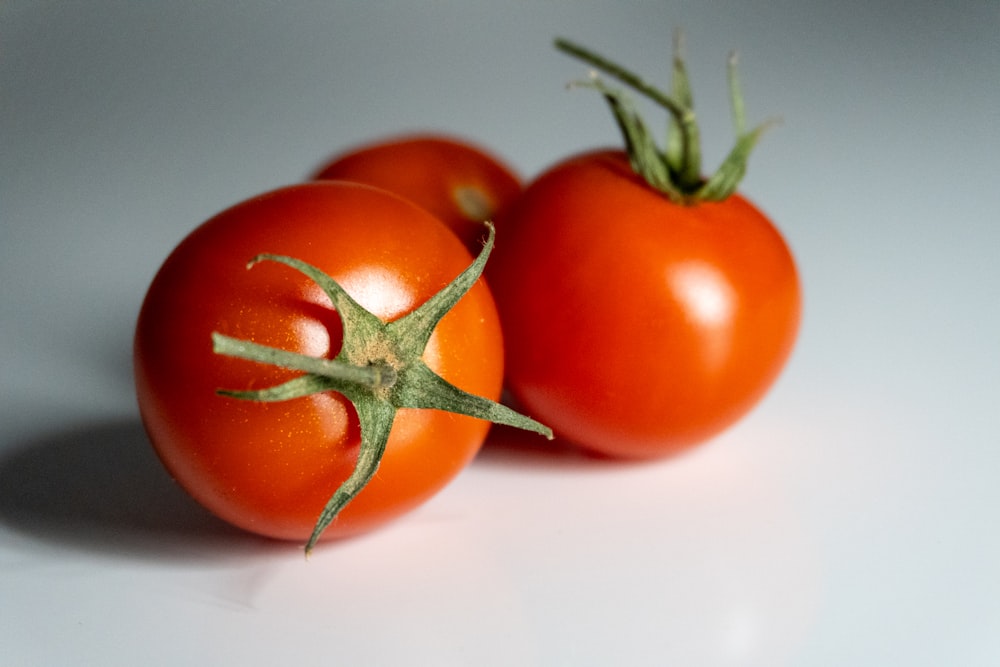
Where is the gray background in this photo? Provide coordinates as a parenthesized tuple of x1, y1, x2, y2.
(2, 2, 998, 665)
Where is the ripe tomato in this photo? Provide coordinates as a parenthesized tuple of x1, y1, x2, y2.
(312, 134, 522, 253)
(134, 182, 505, 542)
(489, 149, 801, 459)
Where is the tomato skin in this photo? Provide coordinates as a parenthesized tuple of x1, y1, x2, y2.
(312, 134, 522, 252)
(134, 182, 504, 541)
(488, 149, 801, 459)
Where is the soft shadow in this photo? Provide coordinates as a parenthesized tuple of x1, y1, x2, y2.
(476, 423, 634, 471)
(0, 419, 280, 562)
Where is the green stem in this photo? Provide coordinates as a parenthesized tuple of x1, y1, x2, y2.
(304, 398, 395, 555)
(212, 221, 552, 555)
(727, 51, 746, 135)
(555, 37, 688, 124)
(555, 33, 772, 203)
(212, 332, 396, 391)
(555, 37, 701, 189)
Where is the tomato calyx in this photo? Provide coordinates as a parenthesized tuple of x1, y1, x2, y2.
(452, 186, 493, 223)
(555, 32, 777, 204)
(211, 222, 552, 555)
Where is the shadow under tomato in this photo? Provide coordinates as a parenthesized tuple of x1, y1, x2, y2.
(0, 418, 279, 562)
(475, 422, 639, 472)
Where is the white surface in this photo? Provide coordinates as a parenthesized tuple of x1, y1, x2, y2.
(2, 2, 999, 665)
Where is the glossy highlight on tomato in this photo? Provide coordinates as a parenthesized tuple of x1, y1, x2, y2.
(312, 134, 522, 253)
(134, 182, 505, 541)
(489, 149, 801, 459)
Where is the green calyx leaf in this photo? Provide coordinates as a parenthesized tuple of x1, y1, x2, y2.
(211, 222, 552, 555)
(555, 33, 776, 204)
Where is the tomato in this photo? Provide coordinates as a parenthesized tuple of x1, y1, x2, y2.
(134, 182, 506, 542)
(312, 134, 522, 253)
(486, 37, 801, 459)
(488, 149, 801, 459)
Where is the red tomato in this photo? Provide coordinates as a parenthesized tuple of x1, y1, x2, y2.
(134, 182, 504, 541)
(488, 149, 801, 459)
(312, 134, 522, 253)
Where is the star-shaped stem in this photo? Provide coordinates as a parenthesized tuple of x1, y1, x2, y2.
(212, 222, 552, 555)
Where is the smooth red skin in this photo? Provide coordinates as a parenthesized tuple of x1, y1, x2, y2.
(489, 150, 801, 459)
(134, 182, 504, 541)
(312, 134, 522, 253)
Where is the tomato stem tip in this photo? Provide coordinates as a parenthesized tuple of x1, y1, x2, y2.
(554, 33, 775, 203)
